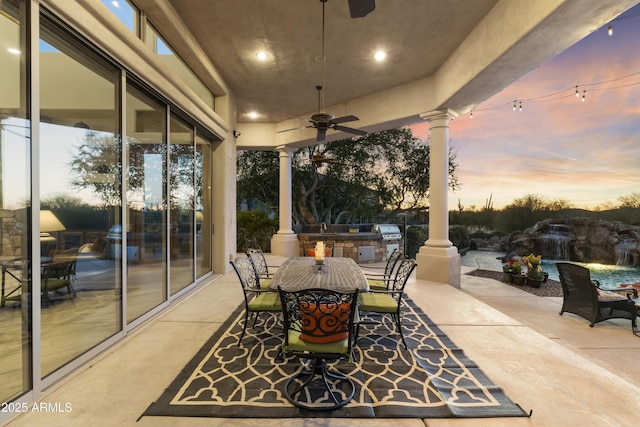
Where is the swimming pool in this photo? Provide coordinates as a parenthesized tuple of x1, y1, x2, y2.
(461, 250, 640, 289)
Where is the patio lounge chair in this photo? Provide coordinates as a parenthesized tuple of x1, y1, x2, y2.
(556, 262, 638, 334)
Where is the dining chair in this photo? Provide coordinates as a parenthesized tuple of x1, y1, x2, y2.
(230, 257, 282, 345)
(278, 286, 358, 410)
(1, 261, 25, 308)
(361, 248, 404, 291)
(41, 259, 77, 306)
(246, 248, 275, 290)
(357, 258, 417, 348)
(303, 241, 334, 258)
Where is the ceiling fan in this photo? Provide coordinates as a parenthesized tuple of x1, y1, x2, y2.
(278, 0, 368, 142)
(307, 149, 346, 166)
(348, 0, 376, 18)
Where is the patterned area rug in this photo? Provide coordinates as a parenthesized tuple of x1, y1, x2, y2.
(143, 297, 529, 419)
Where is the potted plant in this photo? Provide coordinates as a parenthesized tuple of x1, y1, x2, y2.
(511, 262, 527, 285)
(502, 260, 514, 283)
(523, 253, 544, 288)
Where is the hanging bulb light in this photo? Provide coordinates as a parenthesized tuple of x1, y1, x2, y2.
(608, 25, 613, 36)
(470, 110, 473, 119)
(582, 90, 586, 102)
(519, 102, 523, 112)
(513, 101, 517, 111)
(575, 86, 579, 97)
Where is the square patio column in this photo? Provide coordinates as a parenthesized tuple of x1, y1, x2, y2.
(271, 146, 299, 257)
(416, 109, 461, 287)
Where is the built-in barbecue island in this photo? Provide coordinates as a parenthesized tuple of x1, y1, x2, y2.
(294, 224, 403, 263)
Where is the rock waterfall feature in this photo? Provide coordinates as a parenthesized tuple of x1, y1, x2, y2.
(506, 218, 640, 266)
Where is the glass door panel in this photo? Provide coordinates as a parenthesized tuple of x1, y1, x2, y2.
(195, 133, 212, 278)
(0, 0, 31, 401)
(125, 84, 167, 322)
(169, 114, 194, 294)
(39, 14, 122, 377)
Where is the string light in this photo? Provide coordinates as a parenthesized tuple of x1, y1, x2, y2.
(470, 110, 473, 119)
(467, 70, 640, 117)
(608, 25, 613, 36)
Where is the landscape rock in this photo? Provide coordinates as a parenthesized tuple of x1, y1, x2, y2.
(506, 217, 640, 266)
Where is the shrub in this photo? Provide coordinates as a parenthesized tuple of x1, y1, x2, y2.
(237, 210, 278, 252)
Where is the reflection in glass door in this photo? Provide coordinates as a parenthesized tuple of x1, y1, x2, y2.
(169, 114, 195, 294)
(196, 133, 212, 278)
(39, 14, 122, 377)
(125, 84, 167, 322)
(0, 0, 31, 403)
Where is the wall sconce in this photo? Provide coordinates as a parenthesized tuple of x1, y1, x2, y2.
(233, 130, 241, 138)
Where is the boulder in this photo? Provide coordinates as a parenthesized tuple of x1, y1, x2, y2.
(507, 217, 640, 266)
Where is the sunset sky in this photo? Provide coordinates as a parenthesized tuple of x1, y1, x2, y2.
(411, 5, 640, 211)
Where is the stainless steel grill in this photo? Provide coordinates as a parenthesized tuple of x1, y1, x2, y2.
(372, 224, 402, 241)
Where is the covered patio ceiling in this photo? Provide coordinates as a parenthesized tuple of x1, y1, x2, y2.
(143, 0, 637, 148)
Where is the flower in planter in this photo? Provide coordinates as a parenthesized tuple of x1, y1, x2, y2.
(523, 253, 542, 268)
(511, 261, 523, 275)
(502, 259, 515, 272)
(523, 253, 545, 280)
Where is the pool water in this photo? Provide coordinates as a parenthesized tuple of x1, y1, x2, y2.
(462, 250, 640, 290)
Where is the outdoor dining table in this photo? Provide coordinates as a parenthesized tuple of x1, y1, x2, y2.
(269, 256, 369, 292)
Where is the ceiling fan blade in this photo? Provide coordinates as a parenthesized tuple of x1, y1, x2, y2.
(333, 125, 368, 137)
(277, 125, 314, 133)
(330, 115, 359, 124)
(316, 130, 327, 142)
(348, 0, 376, 18)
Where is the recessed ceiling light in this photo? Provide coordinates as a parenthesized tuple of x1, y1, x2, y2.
(255, 51, 269, 61)
(247, 111, 260, 119)
(374, 50, 386, 62)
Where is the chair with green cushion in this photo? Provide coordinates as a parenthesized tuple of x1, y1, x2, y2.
(278, 286, 358, 410)
(357, 258, 417, 348)
(362, 248, 404, 291)
(246, 248, 275, 290)
(230, 257, 282, 345)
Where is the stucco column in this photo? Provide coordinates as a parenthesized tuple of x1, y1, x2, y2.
(415, 109, 461, 287)
(271, 146, 299, 257)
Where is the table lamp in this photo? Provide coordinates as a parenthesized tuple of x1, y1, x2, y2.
(40, 210, 66, 256)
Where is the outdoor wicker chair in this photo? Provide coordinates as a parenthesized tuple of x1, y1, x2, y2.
(556, 262, 638, 334)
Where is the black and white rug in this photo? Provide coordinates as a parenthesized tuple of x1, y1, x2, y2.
(143, 297, 529, 419)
